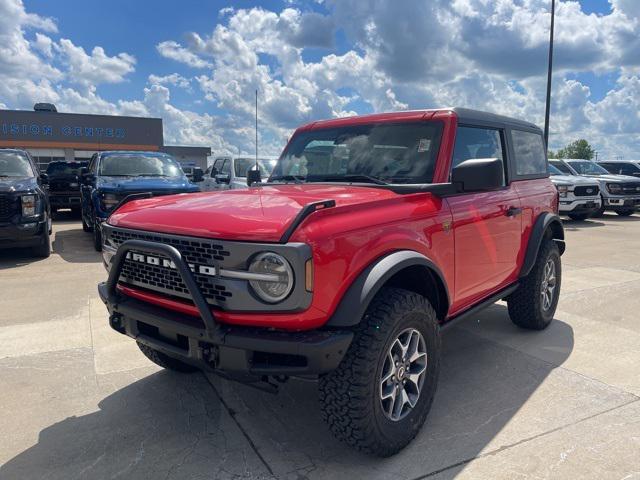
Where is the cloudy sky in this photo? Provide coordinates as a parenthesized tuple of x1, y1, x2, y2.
(1, 0, 639, 159)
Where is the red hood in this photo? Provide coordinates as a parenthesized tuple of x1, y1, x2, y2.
(108, 184, 400, 242)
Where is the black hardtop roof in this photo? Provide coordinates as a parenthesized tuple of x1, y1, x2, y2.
(452, 107, 541, 131)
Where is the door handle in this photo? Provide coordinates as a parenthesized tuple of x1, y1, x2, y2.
(506, 206, 522, 217)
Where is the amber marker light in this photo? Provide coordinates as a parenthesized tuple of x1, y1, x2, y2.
(305, 259, 314, 292)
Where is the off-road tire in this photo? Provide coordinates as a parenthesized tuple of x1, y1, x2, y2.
(568, 213, 589, 221)
(507, 240, 561, 330)
(318, 287, 441, 457)
(33, 226, 51, 258)
(137, 342, 199, 373)
(615, 208, 635, 217)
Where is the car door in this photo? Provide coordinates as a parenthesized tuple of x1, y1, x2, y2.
(203, 158, 221, 191)
(216, 158, 232, 190)
(447, 125, 523, 311)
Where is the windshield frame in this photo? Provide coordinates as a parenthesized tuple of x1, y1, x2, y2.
(97, 153, 185, 178)
(269, 120, 445, 187)
(0, 151, 36, 178)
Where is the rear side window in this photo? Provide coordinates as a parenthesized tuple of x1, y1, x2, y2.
(511, 130, 547, 176)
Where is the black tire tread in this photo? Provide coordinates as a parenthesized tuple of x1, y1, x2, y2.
(318, 287, 440, 457)
(507, 240, 560, 330)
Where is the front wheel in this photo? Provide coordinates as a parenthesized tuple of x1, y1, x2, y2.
(507, 240, 561, 330)
(93, 221, 102, 251)
(319, 287, 441, 457)
(592, 196, 606, 217)
(616, 208, 635, 217)
(32, 224, 51, 258)
(81, 210, 93, 232)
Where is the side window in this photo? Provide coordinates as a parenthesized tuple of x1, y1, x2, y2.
(220, 159, 231, 175)
(511, 130, 547, 176)
(452, 126, 505, 185)
(88, 154, 97, 174)
(619, 164, 639, 175)
(212, 159, 223, 176)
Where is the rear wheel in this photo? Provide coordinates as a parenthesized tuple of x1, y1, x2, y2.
(568, 212, 589, 221)
(137, 342, 199, 373)
(507, 240, 561, 330)
(616, 208, 635, 216)
(319, 287, 441, 457)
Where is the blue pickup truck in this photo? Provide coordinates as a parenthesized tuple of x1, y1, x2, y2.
(80, 151, 201, 251)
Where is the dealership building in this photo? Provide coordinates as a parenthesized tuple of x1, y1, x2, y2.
(0, 106, 211, 171)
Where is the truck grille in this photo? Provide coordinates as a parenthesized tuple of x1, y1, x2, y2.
(0, 196, 17, 221)
(109, 229, 233, 305)
(574, 185, 599, 196)
(620, 183, 640, 195)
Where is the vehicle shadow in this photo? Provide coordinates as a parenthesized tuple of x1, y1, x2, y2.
(561, 218, 606, 230)
(0, 248, 49, 270)
(0, 305, 575, 479)
(51, 227, 101, 263)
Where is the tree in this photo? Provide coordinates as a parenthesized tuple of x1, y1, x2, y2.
(548, 150, 557, 158)
(557, 139, 595, 160)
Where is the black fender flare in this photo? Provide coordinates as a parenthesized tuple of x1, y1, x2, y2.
(520, 212, 565, 278)
(326, 250, 450, 327)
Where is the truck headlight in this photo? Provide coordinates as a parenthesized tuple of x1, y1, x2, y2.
(607, 183, 622, 194)
(248, 252, 294, 303)
(556, 185, 569, 197)
(21, 194, 37, 217)
(101, 193, 119, 210)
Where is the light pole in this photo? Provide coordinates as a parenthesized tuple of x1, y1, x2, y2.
(544, 0, 556, 148)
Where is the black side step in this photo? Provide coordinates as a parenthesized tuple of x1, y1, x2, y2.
(439, 283, 519, 332)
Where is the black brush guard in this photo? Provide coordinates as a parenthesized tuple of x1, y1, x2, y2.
(98, 239, 353, 377)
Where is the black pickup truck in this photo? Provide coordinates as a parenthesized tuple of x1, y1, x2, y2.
(46, 161, 88, 215)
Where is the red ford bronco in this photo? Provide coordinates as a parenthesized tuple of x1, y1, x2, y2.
(99, 108, 564, 456)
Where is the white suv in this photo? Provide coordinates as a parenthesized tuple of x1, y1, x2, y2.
(201, 156, 278, 191)
(548, 163, 601, 220)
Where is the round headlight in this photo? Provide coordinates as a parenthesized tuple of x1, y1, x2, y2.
(248, 252, 294, 303)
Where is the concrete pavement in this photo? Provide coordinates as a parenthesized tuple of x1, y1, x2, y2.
(1, 211, 639, 479)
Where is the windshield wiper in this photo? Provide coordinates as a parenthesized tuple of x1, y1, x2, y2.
(308, 174, 390, 185)
(269, 174, 306, 184)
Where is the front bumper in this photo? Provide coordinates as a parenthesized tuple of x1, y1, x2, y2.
(49, 193, 81, 208)
(98, 239, 352, 377)
(559, 197, 601, 214)
(603, 196, 640, 208)
(0, 219, 46, 249)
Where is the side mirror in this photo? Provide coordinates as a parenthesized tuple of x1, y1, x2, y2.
(39, 173, 49, 185)
(451, 158, 504, 192)
(192, 167, 204, 182)
(215, 173, 231, 184)
(80, 167, 95, 184)
(247, 168, 262, 186)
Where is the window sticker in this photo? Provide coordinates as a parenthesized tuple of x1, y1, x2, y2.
(417, 138, 431, 152)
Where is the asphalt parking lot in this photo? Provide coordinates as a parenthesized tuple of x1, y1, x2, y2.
(1, 212, 639, 480)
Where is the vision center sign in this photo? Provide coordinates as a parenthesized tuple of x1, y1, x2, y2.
(0, 109, 163, 148)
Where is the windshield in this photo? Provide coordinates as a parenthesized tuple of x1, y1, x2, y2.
(99, 154, 184, 177)
(548, 164, 564, 176)
(568, 160, 610, 175)
(271, 122, 443, 184)
(234, 158, 277, 177)
(550, 161, 573, 175)
(0, 151, 34, 177)
(46, 162, 86, 176)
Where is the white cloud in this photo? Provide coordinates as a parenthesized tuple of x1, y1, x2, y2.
(56, 39, 136, 86)
(148, 73, 191, 90)
(156, 40, 212, 69)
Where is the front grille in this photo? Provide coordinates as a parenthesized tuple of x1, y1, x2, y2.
(620, 183, 640, 195)
(0, 196, 17, 220)
(109, 229, 233, 305)
(574, 185, 599, 196)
